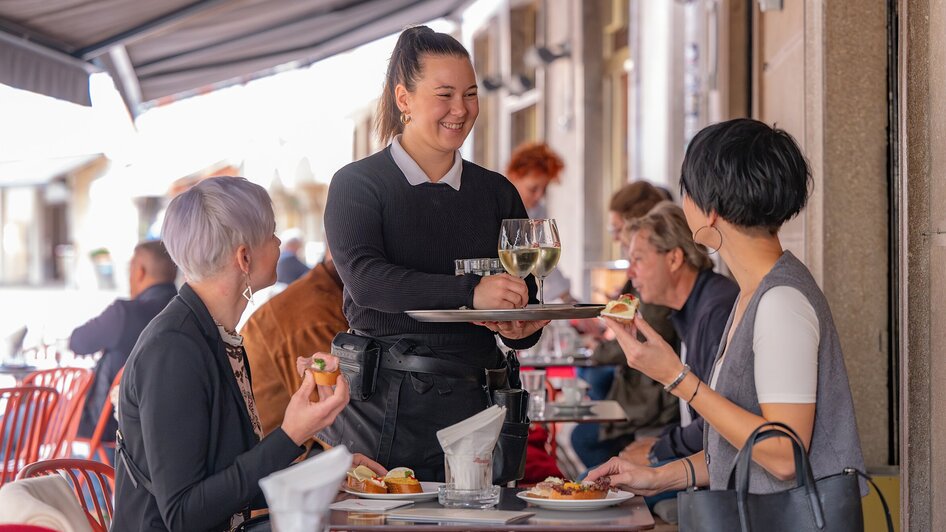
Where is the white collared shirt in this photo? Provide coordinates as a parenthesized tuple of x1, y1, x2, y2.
(390, 135, 462, 191)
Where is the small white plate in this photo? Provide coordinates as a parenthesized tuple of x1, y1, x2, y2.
(343, 481, 443, 501)
(516, 490, 635, 511)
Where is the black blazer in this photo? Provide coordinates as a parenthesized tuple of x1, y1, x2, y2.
(112, 284, 304, 532)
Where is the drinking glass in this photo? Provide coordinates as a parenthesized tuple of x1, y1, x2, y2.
(498, 219, 539, 279)
(520, 369, 547, 420)
(531, 219, 561, 306)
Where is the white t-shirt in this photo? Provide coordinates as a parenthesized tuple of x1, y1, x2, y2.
(710, 286, 819, 404)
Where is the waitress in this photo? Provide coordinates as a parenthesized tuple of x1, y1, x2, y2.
(322, 25, 546, 481)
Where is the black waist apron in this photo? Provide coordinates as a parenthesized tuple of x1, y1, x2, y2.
(321, 332, 508, 482)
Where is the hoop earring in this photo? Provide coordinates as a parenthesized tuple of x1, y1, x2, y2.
(400, 112, 411, 125)
(693, 225, 723, 255)
(242, 273, 255, 304)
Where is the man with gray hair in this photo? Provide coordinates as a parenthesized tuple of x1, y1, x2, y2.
(617, 202, 738, 465)
(70, 240, 178, 440)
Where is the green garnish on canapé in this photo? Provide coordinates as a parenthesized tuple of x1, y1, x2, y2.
(311, 358, 326, 371)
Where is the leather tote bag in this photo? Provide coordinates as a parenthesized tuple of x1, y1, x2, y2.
(677, 422, 892, 532)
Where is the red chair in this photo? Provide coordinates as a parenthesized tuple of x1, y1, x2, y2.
(0, 386, 59, 486)
(22, 368, 94, 459)
(17, 458, 114, 532)
(85, 367, 123, 466)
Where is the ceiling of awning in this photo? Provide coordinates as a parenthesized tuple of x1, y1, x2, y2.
(0, 0, 465, 113)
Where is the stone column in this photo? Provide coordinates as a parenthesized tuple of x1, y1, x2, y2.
(900, 0, 946, 529)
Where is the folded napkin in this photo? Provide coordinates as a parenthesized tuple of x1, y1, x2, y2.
(437, 405, 506, 490)
(329, 499, 414, 512)
(259, 445, 352, 532)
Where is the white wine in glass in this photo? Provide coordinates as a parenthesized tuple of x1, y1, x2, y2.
(531, 219, 561, 305)
(498, 219, 539, 280)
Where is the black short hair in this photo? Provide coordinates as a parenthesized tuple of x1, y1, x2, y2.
(679, 118, 812, 233)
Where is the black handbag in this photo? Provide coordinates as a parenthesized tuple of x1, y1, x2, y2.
(677, 422, 893, 532)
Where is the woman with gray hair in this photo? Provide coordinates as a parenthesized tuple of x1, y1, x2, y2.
(112, 176, 384, 532)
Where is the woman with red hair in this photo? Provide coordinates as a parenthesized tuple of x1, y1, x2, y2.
(506, 142, 564, 219)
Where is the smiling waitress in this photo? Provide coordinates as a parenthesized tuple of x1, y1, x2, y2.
(321, 26, 547, 481)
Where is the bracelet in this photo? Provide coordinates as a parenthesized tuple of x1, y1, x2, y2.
(681, 457, 695, 489)
(687, 379, 701, 404)
(663, 364, 690, 393)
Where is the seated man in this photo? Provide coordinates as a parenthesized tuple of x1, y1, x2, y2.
(618, 202, 738, 464)
(70, 240, 177, 441)
(241, 249, 348, 437)
(571, 182, 679, 469)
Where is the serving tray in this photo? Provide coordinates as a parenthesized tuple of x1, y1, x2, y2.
(405, 304, 605, 323)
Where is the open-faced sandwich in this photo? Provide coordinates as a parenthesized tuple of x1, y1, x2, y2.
(601, 293, 640, 321)
(383, 467, 422, 494)
(307, 356, 340, 386)
(346, 465, 423, 495)
(525, 476, 612, 500)
(346, 465, 387, 494)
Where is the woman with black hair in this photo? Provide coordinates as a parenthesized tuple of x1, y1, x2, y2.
(321, 26, 546, 481)
(587, 118, 865, 495)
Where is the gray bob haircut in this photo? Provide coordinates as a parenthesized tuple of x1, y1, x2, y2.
(625, 201, 713, 271)
(161, 176, 275, 282)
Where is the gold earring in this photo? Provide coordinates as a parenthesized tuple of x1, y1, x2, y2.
(693, 225, 723, 254)
(242, 272, 255, 304)
(400, 112, 411, 125)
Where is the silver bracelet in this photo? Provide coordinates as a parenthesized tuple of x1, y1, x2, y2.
(664, 364, 690, 393)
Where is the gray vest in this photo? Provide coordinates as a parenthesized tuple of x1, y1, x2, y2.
(704, 252, 865, 493)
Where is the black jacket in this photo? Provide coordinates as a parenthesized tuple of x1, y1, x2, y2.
(112, 284, 304, 532)
(69, 282, 177, 440)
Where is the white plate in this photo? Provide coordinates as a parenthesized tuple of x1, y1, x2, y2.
(598, 311, 636, 322)
(343, 481, 443, 501)
(515, 490, 635, 511)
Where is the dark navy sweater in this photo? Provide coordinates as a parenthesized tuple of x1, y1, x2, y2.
(324, 146, 541, 351)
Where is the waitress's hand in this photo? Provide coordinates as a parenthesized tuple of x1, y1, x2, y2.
(603, 314, 684, 387)
(472, 273, 528, 309)
(474, 319, 550, 339)
(281, 371, 350, 446)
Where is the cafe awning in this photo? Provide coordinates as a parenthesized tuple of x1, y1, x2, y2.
(0, 0, 465, 113)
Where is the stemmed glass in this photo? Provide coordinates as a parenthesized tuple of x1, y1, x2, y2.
(498, 219, 539, 283)
(531, 218, 561, 306)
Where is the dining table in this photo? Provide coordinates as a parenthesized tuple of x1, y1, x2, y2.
(244, 487, 654, 531)
(531, 399, 627, 424)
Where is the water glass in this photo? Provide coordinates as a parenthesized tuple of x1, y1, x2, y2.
(521, 369, 546, 420)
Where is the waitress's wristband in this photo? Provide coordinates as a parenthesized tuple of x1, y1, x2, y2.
(663, 364, 690, 393)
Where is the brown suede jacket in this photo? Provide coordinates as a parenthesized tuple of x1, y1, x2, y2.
(241, 262, 347, 436)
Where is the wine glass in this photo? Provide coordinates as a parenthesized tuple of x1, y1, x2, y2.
(498, 219, 539, 284)
(531, 218, 561, 306)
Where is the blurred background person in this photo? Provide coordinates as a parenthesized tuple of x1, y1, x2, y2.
(571, 182, 680, 470)
(617, 202, 737, 468)
(276, 228, 310, 285)
(242, 246, 348, 439)
(69, 240, 177, 443)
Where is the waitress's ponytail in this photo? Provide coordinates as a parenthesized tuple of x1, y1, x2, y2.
(376, 26, 470, 144)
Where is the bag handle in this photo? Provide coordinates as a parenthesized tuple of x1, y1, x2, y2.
(848, 468, 894, 532)
(731, 422, 825, 532)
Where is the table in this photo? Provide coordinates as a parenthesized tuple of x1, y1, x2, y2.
(519, 355, 613, 368)
(532, 400, 627, 423)
(247, 487, 654, 531)
(0, 363, 38, 385)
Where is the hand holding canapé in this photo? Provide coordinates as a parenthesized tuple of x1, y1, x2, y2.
(280, 370, 349, 446)
(602, 314, 685, 388)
